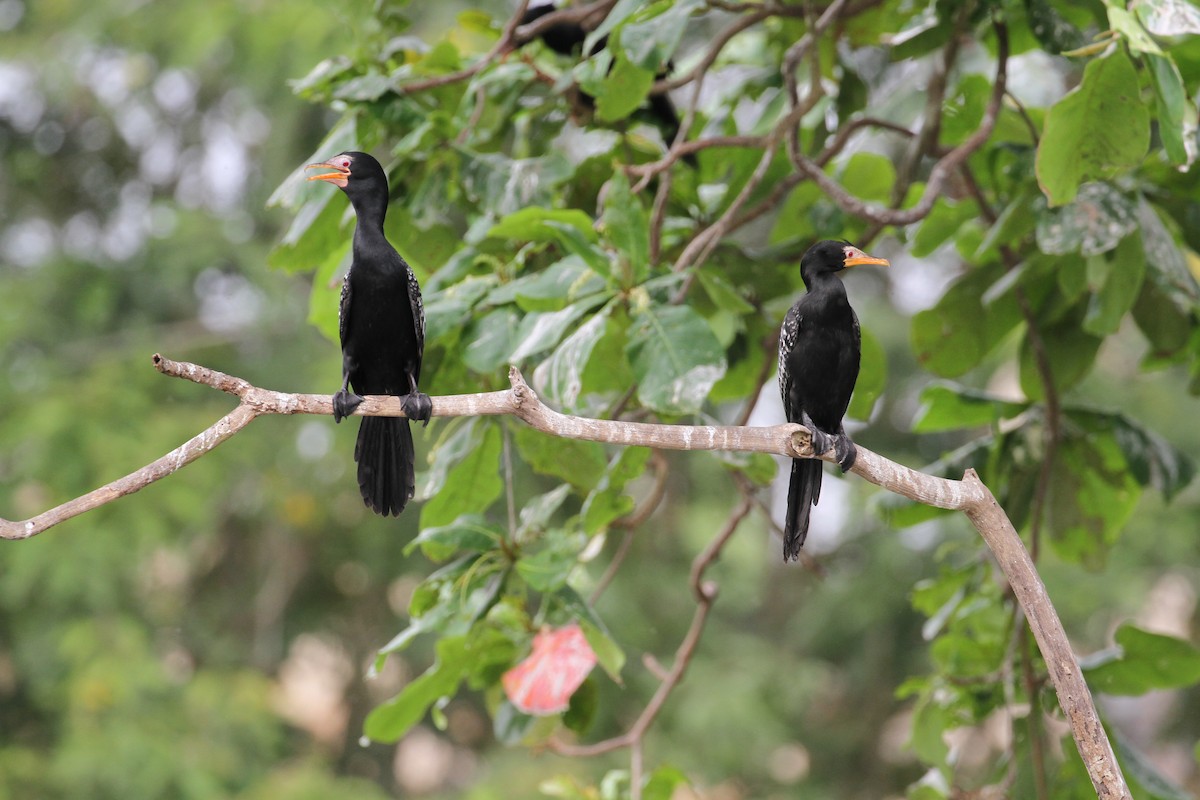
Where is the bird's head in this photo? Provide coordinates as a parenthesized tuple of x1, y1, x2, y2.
(305, 151, 387, 196)
(800, 239, 889, 288)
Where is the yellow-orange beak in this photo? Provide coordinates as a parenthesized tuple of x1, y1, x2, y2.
(305, 160, 351, 187)
(842, 246, 890, 268)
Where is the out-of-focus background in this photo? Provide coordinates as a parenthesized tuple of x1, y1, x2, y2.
(2, 0, 1199, 798)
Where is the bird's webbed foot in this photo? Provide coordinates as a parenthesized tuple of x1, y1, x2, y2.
(402, 391, 433, 426)
(834, 434, 858, 473)
(332, 389, 364, 423)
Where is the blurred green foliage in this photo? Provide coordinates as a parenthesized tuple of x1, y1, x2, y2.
(4, 0, 1200, 798)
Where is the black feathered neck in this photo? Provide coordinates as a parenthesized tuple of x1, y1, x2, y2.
(336, 151, 390, 230)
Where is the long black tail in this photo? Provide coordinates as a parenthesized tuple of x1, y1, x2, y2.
(354, 416, 415, 516)
(783, 458, 822, 561)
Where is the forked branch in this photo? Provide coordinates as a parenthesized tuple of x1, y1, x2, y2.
(0, 353, 1129, 800)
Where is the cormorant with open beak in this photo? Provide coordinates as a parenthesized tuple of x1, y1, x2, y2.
(306, 151, 432, 516)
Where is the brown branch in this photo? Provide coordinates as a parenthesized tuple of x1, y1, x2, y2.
(0, 354, 1131, 799)
(390, 0, 540, 96)
(787, 19, 1010, 228)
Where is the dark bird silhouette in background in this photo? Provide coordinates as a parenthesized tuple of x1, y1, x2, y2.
(516, 1, 690, 161)
(306, 151, 432, 516)
(778, 240, 889, 560)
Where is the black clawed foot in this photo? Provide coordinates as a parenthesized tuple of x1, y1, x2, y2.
(834, 435, 857, 473)
(402, 391, 433, 426)
(800, 413, 832, 458)
(332, 389, 364, 423)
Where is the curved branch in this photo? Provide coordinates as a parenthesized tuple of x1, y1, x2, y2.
(0, 354, 1131, 799)
(786, 19, 1010, 227)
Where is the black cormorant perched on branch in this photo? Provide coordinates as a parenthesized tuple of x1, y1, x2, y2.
(778, 240, 889, 560)
(306, 151, 432, 516)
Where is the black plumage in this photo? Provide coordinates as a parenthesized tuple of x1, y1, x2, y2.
(306, 151, 432, 516)
(778, 240, 888, 560)
(516, 2, 690, 161)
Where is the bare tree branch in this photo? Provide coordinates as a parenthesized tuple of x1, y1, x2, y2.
(0, 353, 1131, 799)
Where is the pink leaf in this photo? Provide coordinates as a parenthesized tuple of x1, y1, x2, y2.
(502, 624, 597, 716)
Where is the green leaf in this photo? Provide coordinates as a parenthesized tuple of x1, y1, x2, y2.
(364, 636, 469, 742)
(601, 171, 650, 284)
(1081, 624, 1200, 695)
(420, 422, 504, 528)
(1018, 308, 1104, 401)
(1035, 181, 1138, 257)
(595, 52, 656, 123)
(1035, 49, 1150, 206)
(1107, 6, 1163, 53)
(1042, 426, 1139, 568)
(848, 325, 885, 420)
(509, 301, 600, 364)
(518, 485, 573, 537)
(1078, 410, 1195, 500)
(908, 694, 953, 766)
(562, 677, 599, 734)
(488, 256, 607, 312)
(533, 306, 613, 411)
(618, 0, 702, 71)
(696, 270, 755, 315)
(516, 531, 584, 592)
(911, 263, 1022, 378)
(912, 383, 1029, 433)
(1024, 0, 1087, 53)
(836, 152, 896, 203)
(267, 114, 358, 210)
(512, 425, 609, 491)
(404, 515, 506, 562)
(488, 207, 597, 243)
(626, 305, 727, 414)
(462, 307, 521, 373)
(581, 446, 652, 534)
(578, 618, 625, 683)
(1146, 54, 1193, 167)
(1138, 198, 1199, 313)
(556, 587, 626, 681)
(1082, 232, 1145, 336)
(912, 198, 979, 258)
(642, 765, 691, 800)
